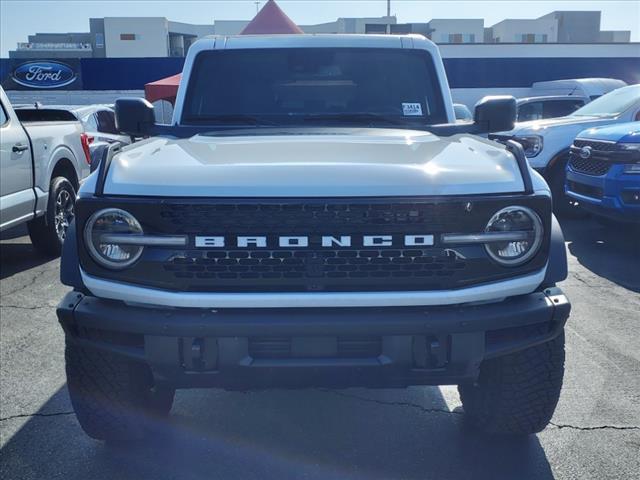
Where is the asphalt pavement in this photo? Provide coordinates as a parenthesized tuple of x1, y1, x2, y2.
(1, 218, 639, 480)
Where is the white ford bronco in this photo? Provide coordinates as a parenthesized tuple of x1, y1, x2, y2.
(57, 34, 570, 441)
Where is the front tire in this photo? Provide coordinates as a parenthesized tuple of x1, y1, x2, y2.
(65, 341, 175, 442)
(28, 176, 76, 256)
(459, 332, 565, 435)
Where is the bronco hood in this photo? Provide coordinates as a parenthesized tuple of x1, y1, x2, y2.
(103, 128, 525, 197)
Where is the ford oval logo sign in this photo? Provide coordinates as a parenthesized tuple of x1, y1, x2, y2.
(579, 146, 592, 159)
(12, 61, 77, 89)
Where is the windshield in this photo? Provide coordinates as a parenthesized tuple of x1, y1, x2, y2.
(571, 85, 640, 117)
(182, 48, 447, 127)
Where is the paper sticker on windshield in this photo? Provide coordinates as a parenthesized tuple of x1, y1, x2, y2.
(402, 103, 423, 116)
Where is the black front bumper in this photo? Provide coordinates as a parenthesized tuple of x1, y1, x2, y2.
(57, 289, 570, 390)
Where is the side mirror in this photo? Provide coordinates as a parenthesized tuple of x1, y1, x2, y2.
(473, 96, 516, 133)
(115, 98, 156, 137)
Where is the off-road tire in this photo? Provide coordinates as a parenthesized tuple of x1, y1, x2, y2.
(28, 176, 76, 256)
(65, 341, 175, 442)
(459, 332, 565, 435)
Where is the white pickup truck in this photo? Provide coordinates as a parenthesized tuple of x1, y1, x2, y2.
(0, 87, 90, 255)
(56, 34, 570, 441)
(493, 85, 640, 214)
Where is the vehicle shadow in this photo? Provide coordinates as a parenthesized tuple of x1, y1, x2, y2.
(560, 216, 640, 292)
(0, 226, 55, 280)
(1, 385, 554, 480)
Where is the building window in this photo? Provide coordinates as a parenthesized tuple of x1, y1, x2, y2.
(365, 23, 388, 34)
(445, 33, 475, 43)
(390, 24, 412, 34)
(120, 33, 136, 41)
(518, 33, 548, 43)
(95, 33, 104, 48)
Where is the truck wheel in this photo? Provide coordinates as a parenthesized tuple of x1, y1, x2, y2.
(458, 332, 565, 435)
(65, 341, 175, 442)
(28, 177, 76, 256)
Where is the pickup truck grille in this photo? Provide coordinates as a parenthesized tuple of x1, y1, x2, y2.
(569, 156, 611, 176)
(573, 139, 619, 152)
(77, 197, 551, 293)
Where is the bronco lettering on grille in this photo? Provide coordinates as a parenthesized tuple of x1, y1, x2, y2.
(194, 235, 435, 248)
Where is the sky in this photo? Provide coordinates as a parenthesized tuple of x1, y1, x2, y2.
(1, 0, 639, 56)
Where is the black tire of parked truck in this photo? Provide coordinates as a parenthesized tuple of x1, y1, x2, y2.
(28, 176, 76, 257)
(458, 332, 565, 435)
(65, 341, 175, 442)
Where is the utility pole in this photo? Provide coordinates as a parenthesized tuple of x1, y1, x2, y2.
(387, 0, 391, 34)
(255, 1, 260, 14)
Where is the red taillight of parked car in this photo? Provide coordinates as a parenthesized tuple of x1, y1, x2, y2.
(81, 133, 94, 165)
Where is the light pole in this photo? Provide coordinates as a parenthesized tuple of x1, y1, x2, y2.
(255, 1, 260, 14)
(386, 0, 391, 34)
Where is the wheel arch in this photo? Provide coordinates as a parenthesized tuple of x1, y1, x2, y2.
(51, 157, 80, 192)
(40, 144, 81, 193)
(543, 148, 571, 179)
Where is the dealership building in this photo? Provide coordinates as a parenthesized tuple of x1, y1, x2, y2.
(7, 9, 633, 60)
(2, 1, 639, 114)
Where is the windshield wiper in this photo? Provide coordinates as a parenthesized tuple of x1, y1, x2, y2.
(302, 113, 409, 126)
(188, 115, 279, 126)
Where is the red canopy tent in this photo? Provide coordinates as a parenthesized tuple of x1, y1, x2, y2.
(144, 73, 181, 104)
(240, 0, 303, 35)
(144, 0, 302, 105)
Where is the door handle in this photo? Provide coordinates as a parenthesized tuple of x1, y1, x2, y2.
(12, 143, 29, 153)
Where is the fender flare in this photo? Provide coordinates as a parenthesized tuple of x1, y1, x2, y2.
(543, 148, 571, 178)
(41, 145, 80, 191)
(60, 219, 86, 290)
(542, 214, 568, 287)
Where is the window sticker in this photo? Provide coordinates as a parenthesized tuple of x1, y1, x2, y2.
(402, 103, 423, 116)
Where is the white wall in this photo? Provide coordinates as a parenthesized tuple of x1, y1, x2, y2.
(104, 17, 169, 57)
(438, 42, 639, 58)
(168, 21, 214, 37)
(6, 89, 145, 106)
(300, 21, 340, 34)
(428, 19, 484, 43)
(491, 17, 557, 43)
(213, 20, 249, 35)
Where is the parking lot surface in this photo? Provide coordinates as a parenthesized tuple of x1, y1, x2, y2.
(1, 218, 639, 480)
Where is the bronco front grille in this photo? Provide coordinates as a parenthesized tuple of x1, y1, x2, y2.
(569, 156, 611, 176)
(77, 196, 551, 293)
(164, 248, 466, 283)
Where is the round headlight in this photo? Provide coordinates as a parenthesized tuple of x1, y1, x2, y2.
(484, 206, 543, 266)
(84, 208, 144, 269)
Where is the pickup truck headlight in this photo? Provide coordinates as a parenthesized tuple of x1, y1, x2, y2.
(515, 135, 543, 158)
(619, 143, 640, 152)
(84, 208, 144, 269)
(484, 206, 543, 266)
